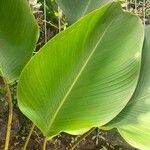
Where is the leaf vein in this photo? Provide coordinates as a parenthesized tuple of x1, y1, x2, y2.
(47, 20, 113, 133)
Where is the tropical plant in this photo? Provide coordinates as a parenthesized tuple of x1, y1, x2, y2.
(0, 0, 150, 150)
(17, 1, 145, 150)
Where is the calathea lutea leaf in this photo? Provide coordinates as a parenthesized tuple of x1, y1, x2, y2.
(56, 0, 112, 23)
(0, 0, 39, 82)
(105, 25, 150, 150)
(17, 2, 144, 138)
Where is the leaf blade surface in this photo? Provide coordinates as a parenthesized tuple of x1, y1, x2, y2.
(0, 0, 39, 81)
(105, 26, 150, 150)
(17, 3, 144, 138)
(56, 0, 112, 23)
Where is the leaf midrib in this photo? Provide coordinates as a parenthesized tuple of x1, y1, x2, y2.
(82, 0, 91, 16)
(47, 20, 113, 133)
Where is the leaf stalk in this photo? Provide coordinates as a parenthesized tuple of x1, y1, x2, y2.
(43, 137, 47, 150)
(23, 124, 35, 150)
(70, 128, 95, 150)
(3, 78, 13, 150)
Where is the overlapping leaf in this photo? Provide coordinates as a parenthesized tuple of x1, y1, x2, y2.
(56, 0, 112, 23)
(105, 26, 150, 150)
(17, 3, 144, 138)
(0, 0, 39, 81)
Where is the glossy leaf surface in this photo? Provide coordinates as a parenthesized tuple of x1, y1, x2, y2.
(0, 0, 39, 81)
(56, 0, 112, 23)
(105, 26, 150, 150)
(17, 3, 144, 138)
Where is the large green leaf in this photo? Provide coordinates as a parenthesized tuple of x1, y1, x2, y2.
(105, 26, 150, 150)
(0, 0, 39, 82)
(56, 0, 112, 23)
(17, 2, 144, 138)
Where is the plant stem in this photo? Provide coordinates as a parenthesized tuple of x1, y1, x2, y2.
(143, 0, 146, 27)
(70, 128, 96, 150)
(3, 78, 13, 150)
(43, 137, 47, 150)
(126, 0, 128, 10)
(134, 0, 137, 14)
(44, 0, 47, 43)
(58, 6, 62, 32)
(23, 124, 35, 150)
